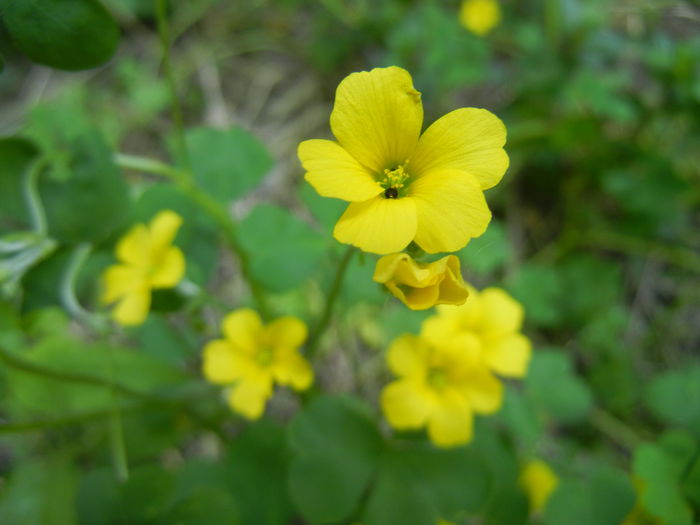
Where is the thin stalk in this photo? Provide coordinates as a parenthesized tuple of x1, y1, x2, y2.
(60, 243, 97, 326)
(106, 346, 129, 482)
(306, 246, 355, 358)
(589, 407, 644, 451)
(155, 0, 191, 174)
(23, 157, 49, 235)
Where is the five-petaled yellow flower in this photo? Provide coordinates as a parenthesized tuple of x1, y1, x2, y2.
(460, 0, 501, 36)
(202, 309, 313, 420)
(373, 253, 468, 310)
(422, 286, 531, 378)
(299, 66, 508, 255)
(381, 333, 503, 447)
(519, 459, 559, 514)
(102, 210, 185, 326)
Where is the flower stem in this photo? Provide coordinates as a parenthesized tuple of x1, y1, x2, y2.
(23, 157, 49, 235)
(589, 406, 644, 451)
(155, 0, 191, 174)
(114, 153, 271, 319)
(306, 246, 355, 358)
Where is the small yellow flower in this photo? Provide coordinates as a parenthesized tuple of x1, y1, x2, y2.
(299, 66, 508, 255)
(519, 459, 559, 514)
(373, 253, 468, 310)
(459, 0, 501, 36)
(202, 308, 313, 420)
(102, 210, 185, 326)
(422, 286, 531, 378)
(381, 334, 503, 447)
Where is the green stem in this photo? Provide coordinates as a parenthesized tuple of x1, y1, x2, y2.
(306, 246, 355, 358)
(589, 407, 643, 451)
(23, 157, 49, 235)
(114, 153, 271, 318)
(106, 346, 129, 482)
(60, 243, 98, 325)
(155, 0, 191, 174)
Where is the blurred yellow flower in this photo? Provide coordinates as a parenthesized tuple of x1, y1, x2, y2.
(381, 333, 503, 447)
(373, 253, 468, 310)
(202, 308, 313, 420)
(422, 286, 531, 378)
(102, 210, 185, 326)
(299, 66, 508, 255)
(519, 459, 559, 514)
(459, 0, 501, 36)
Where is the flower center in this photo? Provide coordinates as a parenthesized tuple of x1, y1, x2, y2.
(427, 367, 448, 390)
(380, 164, 410, 199)
(256, 347, 274, 367)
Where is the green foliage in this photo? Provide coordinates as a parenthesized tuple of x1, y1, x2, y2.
(0, 0, 119, 70)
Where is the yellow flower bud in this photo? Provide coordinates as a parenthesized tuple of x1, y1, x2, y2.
(519, 459, 559, 514)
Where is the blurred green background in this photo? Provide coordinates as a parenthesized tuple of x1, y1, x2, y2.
(0, 0, 699, 524)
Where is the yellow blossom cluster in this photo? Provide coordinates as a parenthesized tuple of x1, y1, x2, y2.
(381, 285, 530, 447)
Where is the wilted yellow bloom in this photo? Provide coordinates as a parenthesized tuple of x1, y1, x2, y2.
(381, 334, 503, 447)
(459, 0, 501, 36)
(202, 309, 313, 420)
(519, 459, 559, 514)
(373, 253, 468, 310)
(102, 210, 185, 326)
(299, 66, 508, 255)
(422, 286, 531, 378)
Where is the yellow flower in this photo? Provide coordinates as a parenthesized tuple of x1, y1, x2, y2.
(519, 459, 559, 514)
(202, 308, 313, 420)
(381, 334, 503, 447)
(373, 253, 468, 310)
(459, 0, 501, 36)
(298, 66, 508, 255)
(422, 286, 531, 378)
(102, 210, 185, 326)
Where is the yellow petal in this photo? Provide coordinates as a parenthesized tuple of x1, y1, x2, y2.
(330, 66, 423, 173)
(101, 264, 143, 304)
(478, 287, 524, 336)
(410, 108, 508, 190)
(381, 379, 433, 429)
(386, 334, 429, 378)
(271, 347, 313, 390)
(148, 210, 184, 255)
(202, 339, 253, 385)
(111, 287, 151, 326)
(265, 316, 308, 350)
(222, 309, 263, 354)
(462, 368, 504, 414)
(116, 224, 149, 266)
(484, 334, 532, 378)
(426, 390, 473, 447)
(459, 0, 502, 36)
(374, 253, 440, 287)
(299, 139, 383, 202)
(150, 246, 185, 288)
(411, 169, 491, 254)
(437, 257, 469, 305)
(390, 282, 441, 311)
(334, 195, 417, 254)
(226, 377, 273, 420)
(520, 459, 559, 514)
(420, 314, 462, 349)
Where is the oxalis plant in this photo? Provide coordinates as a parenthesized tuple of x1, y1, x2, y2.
(1, 1, 699, 525)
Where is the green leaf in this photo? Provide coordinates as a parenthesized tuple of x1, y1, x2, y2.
(506, 264, 563, 327)
(299, 183, 345, 234)
(364, 444, 491, 525)
(458, 220, 510, 276)
(75, 468, 119, 525)
(525, 350, 593, 424)
(162, 486, 240, 525)
(646, 365, 700, 433)
(186, 126, 273, 203)
(289, 395, 383, 524)
(0, 137, 38, 234)
(39, 131, 130, 244)
(226, 420, 293, 525)
(239, 204, 326, 292)
(114, 464, 175, 524)
(1, 0, 119, 70)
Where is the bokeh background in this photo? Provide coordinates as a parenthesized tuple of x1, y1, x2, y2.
(0, 0, 699, 524)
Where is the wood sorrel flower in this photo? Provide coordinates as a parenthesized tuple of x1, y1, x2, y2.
(101, 210, 185, 326)
(373, 253, 468, 310)
(299, 66, 508, 255)
(381, 334, 503, 447)
(519, 459, 559, 514)
(421, 286, 531, 378)
(202, 308, 313, 420)
(459, 0, 501, 36)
